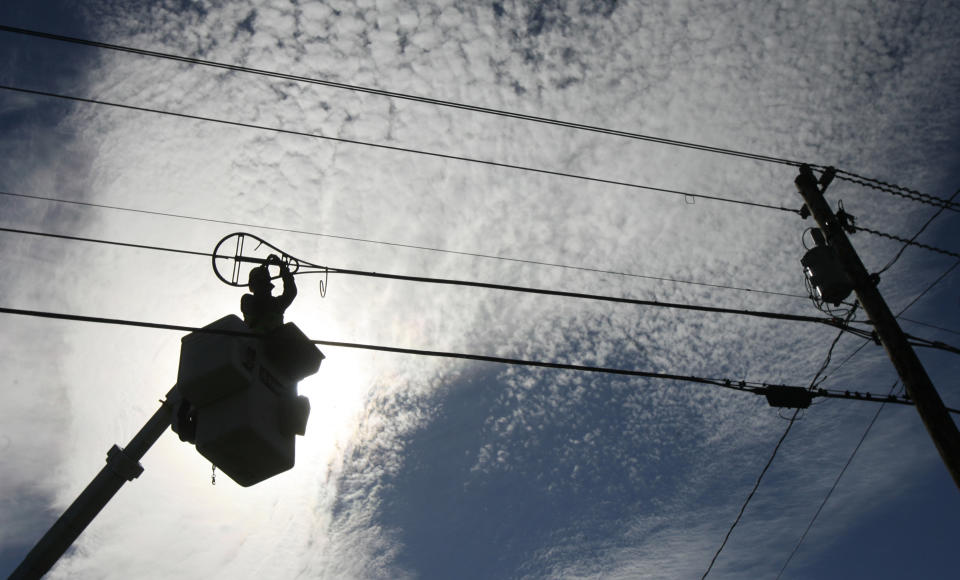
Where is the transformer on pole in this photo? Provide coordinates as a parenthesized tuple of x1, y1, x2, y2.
(794, 165, 960, 490)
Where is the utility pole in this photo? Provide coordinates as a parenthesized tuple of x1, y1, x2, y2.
(9, 386, 179, 580)
(795, 165, 960, 490)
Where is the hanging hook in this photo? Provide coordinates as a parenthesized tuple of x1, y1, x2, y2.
(319, 267, 329, 298)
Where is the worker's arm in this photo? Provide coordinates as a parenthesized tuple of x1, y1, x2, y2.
(278, 262, 297, 309)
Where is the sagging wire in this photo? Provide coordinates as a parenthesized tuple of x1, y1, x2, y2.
(700, 316, 853, 580)
(0, 304, 950, 412)
(874, 187, 960, 276)
(833, 170, 960, 212)
(210, 232, 876, 337)
(906, 334, 960, 357)
(774, 380, 901, 580)
(855, 225, 960, 260)
(777, 407, 804, 421)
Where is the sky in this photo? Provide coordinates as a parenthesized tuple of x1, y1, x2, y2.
(1, 0, 959, 578)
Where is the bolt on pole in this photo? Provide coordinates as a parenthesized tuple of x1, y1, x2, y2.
(795, 165, 960, 490)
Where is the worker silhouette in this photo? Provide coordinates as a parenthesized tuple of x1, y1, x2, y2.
(241, 254, 297, 333)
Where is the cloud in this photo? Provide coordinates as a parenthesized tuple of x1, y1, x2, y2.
(2, 0, 959, 578)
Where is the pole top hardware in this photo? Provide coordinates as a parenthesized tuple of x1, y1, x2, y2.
(836, 201, 857, 234)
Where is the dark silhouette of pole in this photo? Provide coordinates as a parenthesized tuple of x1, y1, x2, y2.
(9, 386, 178, 579)
(795, 165, 960, 490)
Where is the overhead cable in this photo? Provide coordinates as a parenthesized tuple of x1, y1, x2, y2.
(0, 225, 858, 331)
(701, 313, 852, 579)
(813, 386, 924, 409)
(1, 305, 945, 413)
(907, 336, 960, 356)
(2, 27, 947, 210)
(834, 170, 960, 212)
(0, 305, 769, 391)
(0, 24, 808, 168)
(775, 382, 898, 580)
(0, 190, 809, 299)
(4, 25, 948, 208)
(856, 224, 960, 260)
(817, 260, 960, 385)
(701, 409, 799, 579)
(875, 188, 960, 275)
(900, 316, 960, 338)
(0, 84, 799, 215)
(818, 184, 960, 380)
(811, 181, 960, 381)
(325, 264, 865, 329)
(894, 260, 960, 316)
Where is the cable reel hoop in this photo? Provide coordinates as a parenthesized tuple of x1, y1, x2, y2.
(212, 232, 303, 287)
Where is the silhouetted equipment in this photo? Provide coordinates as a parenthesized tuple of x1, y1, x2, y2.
(9, 386, 180, 580)
(13, 232, 327, 577)
(212, 232, 302, 287)
(795, 164, 960, 490)
(762, 385, 813, 409)
(12, 316, 324, 577)
(802, 228, 853, 306)
(173, 315, 323, 486)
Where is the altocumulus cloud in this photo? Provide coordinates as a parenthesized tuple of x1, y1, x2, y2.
(1, 0, 959, 579)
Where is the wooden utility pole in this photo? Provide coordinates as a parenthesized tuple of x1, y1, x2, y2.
(795, 165, 960, 490)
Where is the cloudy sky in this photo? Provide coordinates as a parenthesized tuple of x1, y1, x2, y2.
(2, 0, 959, 578)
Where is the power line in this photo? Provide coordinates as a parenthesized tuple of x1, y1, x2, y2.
(4, 25, 949, 210)
(701, 315, 851, 579)
(326, 265, 862, 329)
(819, 251, 960, 385)
(0, 226, 212, 259)
(0, 298, 941, 415)
(0, 190, 809, 299)
(907, 335, 960, 356)
(813, 386, 941, 410)
(834, 170, 960, 213)
(0, 24, 809, 168)
(856, 225, 960, 261)
(0, 304, 772, 391)
(900, 316, 960, 338)
(775, 381, 898, 580)
(0, 225, 860, 331)
(701, 409, 799, 579)
(876, 188, 960, 275)
(895, 260, 960, 316)
(4, 304, 949, 413)
(815, 182, 960, 382)
(0, 84, 799, 215)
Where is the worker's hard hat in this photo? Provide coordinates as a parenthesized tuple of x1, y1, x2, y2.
(248, 266, 274, 290)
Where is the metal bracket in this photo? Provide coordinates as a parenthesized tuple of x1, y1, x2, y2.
(836, 201, 857, 234)
(106, 445, 144, 481)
